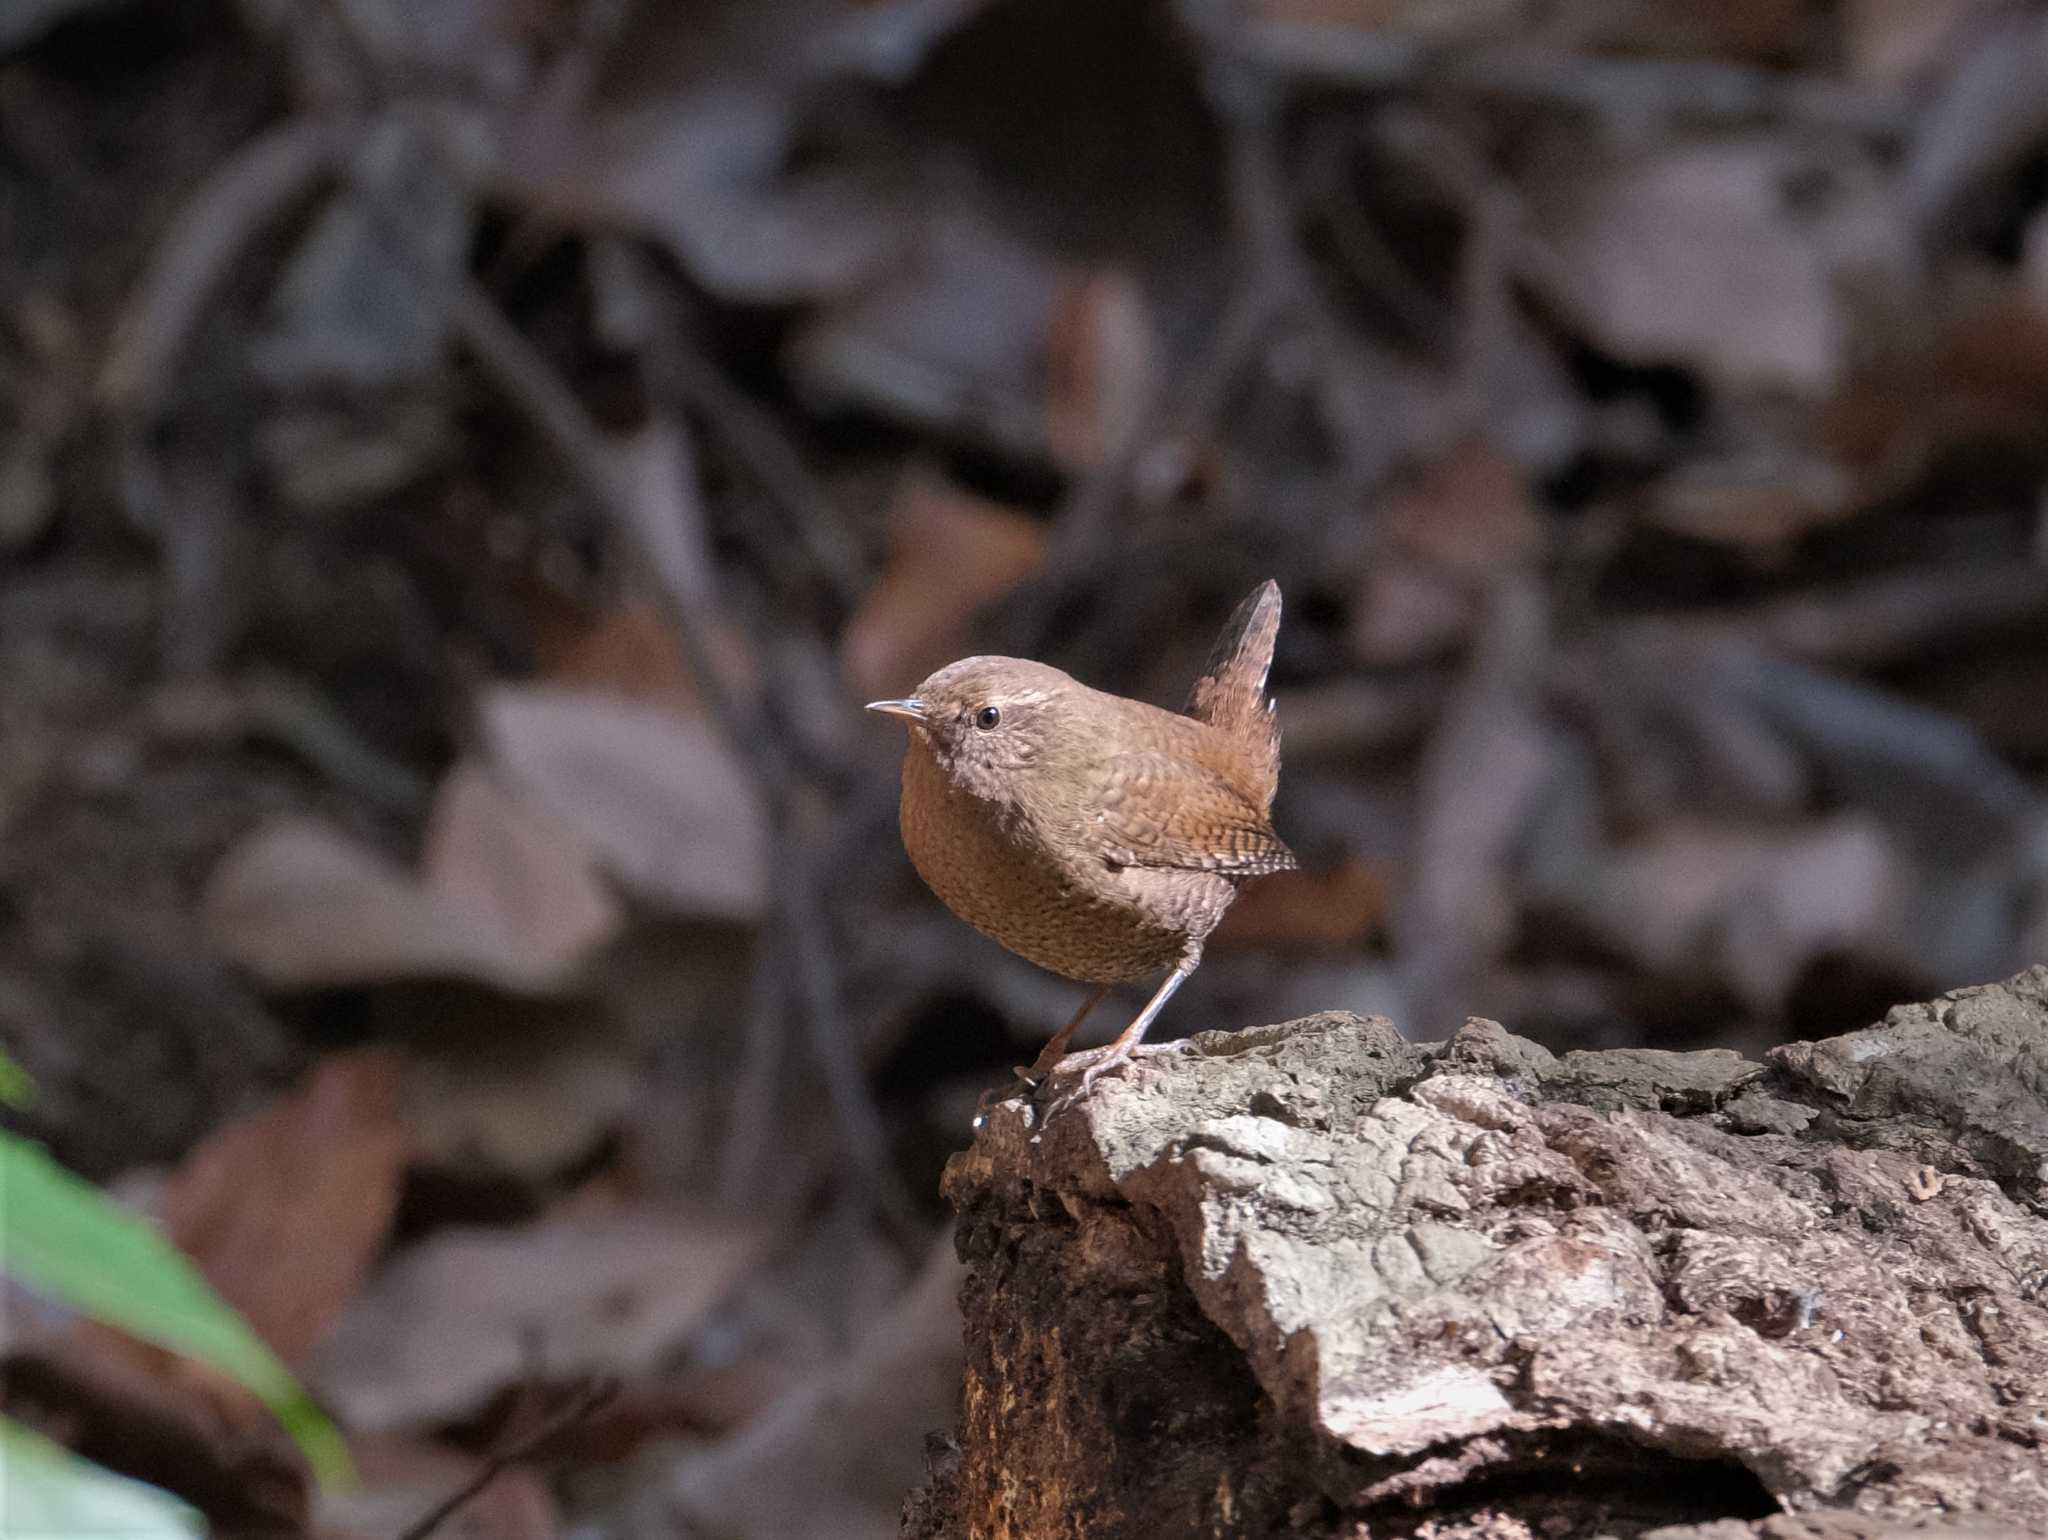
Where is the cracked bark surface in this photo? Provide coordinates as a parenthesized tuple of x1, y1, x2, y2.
(902, 971, 2048, 1540)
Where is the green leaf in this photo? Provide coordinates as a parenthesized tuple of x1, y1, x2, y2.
(0, 1048, 31, 1110)
(0, 1132, 352, 1486)
(0, 1414, 203, 1538)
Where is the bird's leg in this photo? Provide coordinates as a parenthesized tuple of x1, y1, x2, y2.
(1022, 982, 1114, 1083)
(1042, 962, 1195, 1120)
(976, 982, 1112, 1116)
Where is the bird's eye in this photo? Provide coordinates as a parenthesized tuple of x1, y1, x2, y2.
(974, 705, 1002, 730)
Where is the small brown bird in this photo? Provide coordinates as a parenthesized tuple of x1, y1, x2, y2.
(867, 580, 1295, 1109)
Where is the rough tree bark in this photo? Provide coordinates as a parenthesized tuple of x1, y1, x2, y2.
(902, 971, 2048, 1539)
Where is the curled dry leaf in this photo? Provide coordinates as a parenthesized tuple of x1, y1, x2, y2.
(840, 470, 1048, 703)
(160, 1047, 409, 1367)
(202, 764, 622, 992)
(310, 1201, 775, 1433)
(478, 685, 768, 920)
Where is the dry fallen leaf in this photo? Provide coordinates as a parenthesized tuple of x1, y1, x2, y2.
(5, 1327, 310, 1535)
(161, 1048, 408, 1365)
(311, 1200, 774, 1432)
(1258, 0, 1816, 59)
(1841, 0, 2003, 82)
(575, 92, 904, 305)
(612, 1240, 965, 1540)
(1643, 450, 1855, 554)
(203, 765, 622, 992)
(1546, 815, 1898, 1011)
(1396, 582, 1561, 1028)
(785, 208, 1059, 457)
(398, 995, 639, 1180)
(840, 469, 1048, 702)
(1255, 1, 1430, 31)
(479, 684, 769, 920)
(1530, 138, 1895, 396)
(1043, 267, 1158, 474)
(529, 593, 701, 714)
(1816, 285, 2048, 501)
(1528, 0, 1818, 61)
(419, 765, 625, 977)
(1351, 439, 1544, 664)
(205, 820, 438, 987)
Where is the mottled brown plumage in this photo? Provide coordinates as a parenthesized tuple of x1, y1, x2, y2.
(868, 580, 1294, 1107)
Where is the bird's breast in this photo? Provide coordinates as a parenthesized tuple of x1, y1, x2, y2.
(896, 741, 1202, 982)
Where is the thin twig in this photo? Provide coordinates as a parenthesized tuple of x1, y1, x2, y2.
(1221, 19, 1908, 139)
(997, 277, 1280, 664)
(1300, 122, 1456, 350)
(98, 119, 339, 419)
(439, 273, 787, 789)
(587, 238, 866, 614)
(346, 165, 916, 1229)
(716, 917, 796, 1203)
(779, 797, 925, 1244)
(1212, 42, 1419, 505)
(662, 344, 869, 613)
(97, 116, 338, 579)
(1627, 564, 2048, 669)
(393, 1379, 617, 1540)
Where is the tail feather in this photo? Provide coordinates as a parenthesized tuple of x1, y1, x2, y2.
(1184, 579, 1283, 801)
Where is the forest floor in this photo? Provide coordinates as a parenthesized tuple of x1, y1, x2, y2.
(4, 1, 2048, 1535)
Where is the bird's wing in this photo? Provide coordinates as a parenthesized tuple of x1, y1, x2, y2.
(1093, 752, 1297, 875)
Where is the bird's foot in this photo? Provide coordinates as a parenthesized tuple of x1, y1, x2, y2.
(1036, 1040, 1183, 1122)
(1038, 1059, 1121, 1122)
(975, 1032, 1091, 1119)
(976, 1040, 1183, 1131)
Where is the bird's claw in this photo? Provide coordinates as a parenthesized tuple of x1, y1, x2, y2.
(979, 1040, 1176, 1131)
(1036, 1048, 1136, 1123)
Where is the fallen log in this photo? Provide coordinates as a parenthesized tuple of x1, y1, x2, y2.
(905, 970, 2048, 1539)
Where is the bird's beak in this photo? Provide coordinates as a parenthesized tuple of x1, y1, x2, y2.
(865, 698, 928, 722)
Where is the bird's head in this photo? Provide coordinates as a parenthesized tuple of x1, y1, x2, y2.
(866, 656, 1080, 802)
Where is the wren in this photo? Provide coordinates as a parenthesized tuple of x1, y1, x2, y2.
(867, 580, 1295, 1110)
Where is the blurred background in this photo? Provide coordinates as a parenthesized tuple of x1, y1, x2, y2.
(5, 0, 2048, 1534)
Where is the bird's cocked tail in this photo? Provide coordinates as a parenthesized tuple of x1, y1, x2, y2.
(1184, 579, 1283, 790)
